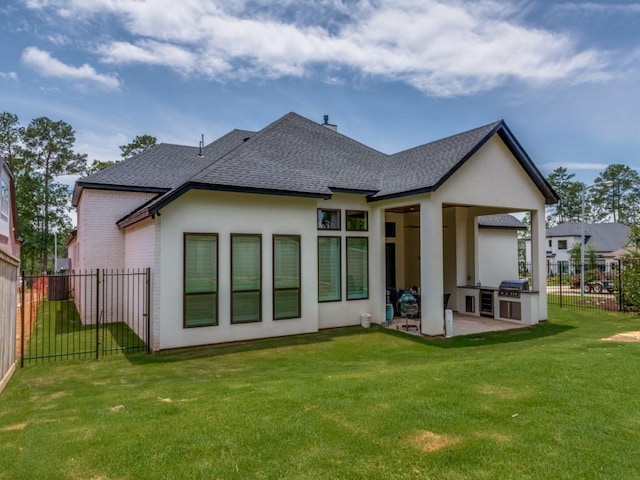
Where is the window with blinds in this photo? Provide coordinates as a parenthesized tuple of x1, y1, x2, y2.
(183, 233, 218, 327)
(318, 236, 341, 302)
(231, 234, 262, 323)
(273, 235, 301, 319)
(347, 237, 368, 300)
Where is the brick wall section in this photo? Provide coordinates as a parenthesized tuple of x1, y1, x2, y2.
(124, 217, 155, 268)
(76, 189, 156, 271)
(73, 189, 156, 326)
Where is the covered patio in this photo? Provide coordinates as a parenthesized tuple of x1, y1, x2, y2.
(383, 312, 528, 337)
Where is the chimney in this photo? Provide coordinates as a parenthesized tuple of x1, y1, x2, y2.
(321, 114, 337, 132)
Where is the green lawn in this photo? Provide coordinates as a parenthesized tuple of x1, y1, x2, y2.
(2, 306, 640, 479)
(23, 300, 146, 363)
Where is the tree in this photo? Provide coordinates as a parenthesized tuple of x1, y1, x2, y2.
(546, 167, 585, 227)
(20, 117, 87, 271)
(119, 134, 157, 159)
(568, 242, 598, 267)
(0, 112, 22, 173)
(620, 225, 640, 309)
(589, 164, 640, 225)
(87, 159, 116, 174)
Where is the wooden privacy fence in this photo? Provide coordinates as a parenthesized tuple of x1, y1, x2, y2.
(0, 250, 19, 391)
(20, 268, 150, 365)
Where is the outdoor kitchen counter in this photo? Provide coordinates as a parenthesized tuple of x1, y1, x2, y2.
(456, 286, 540, 324)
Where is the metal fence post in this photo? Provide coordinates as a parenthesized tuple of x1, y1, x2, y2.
(618, 259, 623, 312)
(20, 270, 25, 368)
(95, 269, 100, 360)
(145, 267, 151, 354)
(559, 264, 563, 308)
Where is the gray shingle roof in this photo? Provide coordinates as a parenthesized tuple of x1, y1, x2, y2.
(193, 113, 387, 196)
(76, 129, 255, 192)
(478, 214, 526, 229)
(72, 112, 558, 226)
(374, 122, 501, 198)
(547, 222, 631, 253)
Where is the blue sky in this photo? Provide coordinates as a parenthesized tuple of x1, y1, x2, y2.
(1, 0, 639, 187)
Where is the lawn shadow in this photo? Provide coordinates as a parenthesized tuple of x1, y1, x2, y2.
(102, 322, 147, 357)
(124, 326, 373, 364)
(379, 321, 575, 348)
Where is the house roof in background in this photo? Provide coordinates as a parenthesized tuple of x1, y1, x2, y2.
(478, 214, 526, 229)
(547, 222, 631, 253)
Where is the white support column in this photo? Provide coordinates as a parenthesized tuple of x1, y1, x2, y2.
(370, 206, 386, 324)
(467, 213, 479, 285)
(455, 208, 468, 288)
(419, 198, 444, 335)
(531, 208, 548, 321)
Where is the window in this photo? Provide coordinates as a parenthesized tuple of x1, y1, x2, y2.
(273, 235, 301, 319)
(318, 237, 341, 302)
(231, 234, 262, 323)
(548, 239, 552, 248)
(347, 237, 368, 300)
(558, 240, 567, 250)
(317, 209, 340, 230)
(346, 210, 368, 231)
(0, 178, 9, 219)
(184, 234, 218, 327)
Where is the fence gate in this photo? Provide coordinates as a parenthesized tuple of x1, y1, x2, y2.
(19, 268, 150, 365)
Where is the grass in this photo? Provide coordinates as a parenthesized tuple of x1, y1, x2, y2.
(23, 300, 146, 363)
(2, 306, 640, 479)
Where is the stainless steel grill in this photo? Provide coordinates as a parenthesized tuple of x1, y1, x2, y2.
(498, 280, 529, 298)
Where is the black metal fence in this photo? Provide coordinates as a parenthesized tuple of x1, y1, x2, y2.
(19, 268, 150, 365)
(520, 259, 639, 312)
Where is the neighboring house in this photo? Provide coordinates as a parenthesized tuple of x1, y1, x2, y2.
(525, 222, 631, 273)
(71, 112, 556, 351)
(0, 159, 20, 393)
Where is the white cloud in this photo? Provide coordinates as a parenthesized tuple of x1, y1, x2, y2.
(0, 71, 18, 81)
(24, 0, 616, 97)
(552, 3, 640, 15)
(21, 46, 121, 90)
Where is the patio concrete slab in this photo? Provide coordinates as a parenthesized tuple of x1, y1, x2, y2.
(383, 313, 526, 337)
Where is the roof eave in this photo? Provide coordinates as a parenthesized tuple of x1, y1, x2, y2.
(368, 186, 435, 203)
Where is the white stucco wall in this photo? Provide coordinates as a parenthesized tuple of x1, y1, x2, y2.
(315, 193, 379, 330)
(478, 228, 520, 287)
(157, 190, 320, 350)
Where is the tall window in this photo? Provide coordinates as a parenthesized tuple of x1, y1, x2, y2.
(184, 234, 218, 327)
(318, 237, 341, 302)
(232, 234, 262, 323)
(273, 235, 301, 319)
(347, 237, 368, 300)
